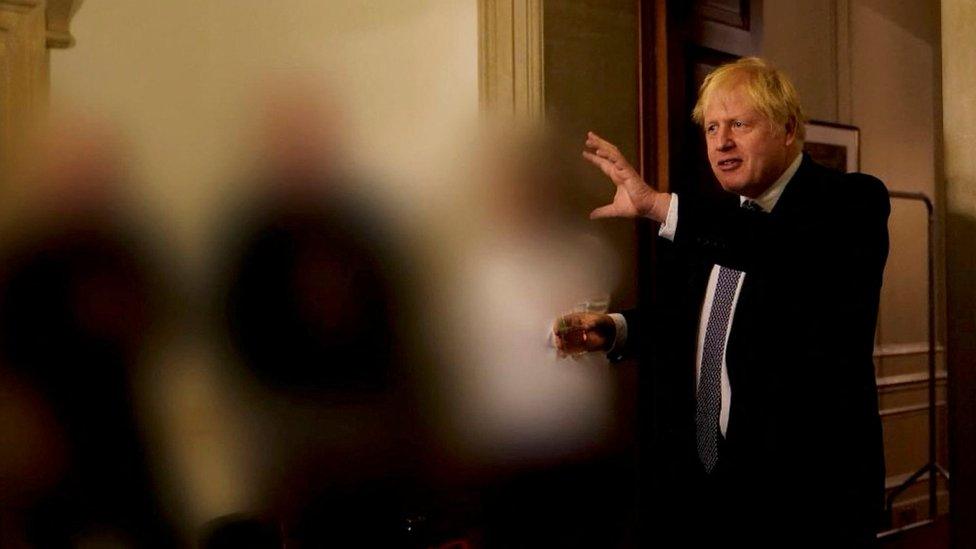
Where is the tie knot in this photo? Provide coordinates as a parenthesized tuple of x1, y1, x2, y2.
(741, 200, 763, 212)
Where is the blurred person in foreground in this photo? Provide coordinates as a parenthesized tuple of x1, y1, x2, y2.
(212, 84, 437, 546)
(432, 126, 634, 546)
(554, 57, 889, 546)
(0, 116, 176, 546)
(439, 126, 619, 461)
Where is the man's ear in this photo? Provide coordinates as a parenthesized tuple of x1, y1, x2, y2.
(783, 116, 798, 147)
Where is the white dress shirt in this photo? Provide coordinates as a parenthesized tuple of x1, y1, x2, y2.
(609, 152, 802, 437)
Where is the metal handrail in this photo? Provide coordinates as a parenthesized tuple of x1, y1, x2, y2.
(878, 190, 948, 537)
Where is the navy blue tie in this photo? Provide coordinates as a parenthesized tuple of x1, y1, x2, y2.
(696, 199, 762, 473)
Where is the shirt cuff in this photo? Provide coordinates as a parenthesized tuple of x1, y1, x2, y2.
(608, 313, 628, 354)
(657, 192, 678, 241)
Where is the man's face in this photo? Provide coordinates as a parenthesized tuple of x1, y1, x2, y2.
(703, 84, 797, 198)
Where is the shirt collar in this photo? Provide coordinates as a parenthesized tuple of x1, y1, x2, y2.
(739, 151, 802, 212)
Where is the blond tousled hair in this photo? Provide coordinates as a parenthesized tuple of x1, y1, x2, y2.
(691, 57, 806, 142)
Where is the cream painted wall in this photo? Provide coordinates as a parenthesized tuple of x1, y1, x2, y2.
(763, 0, 839, 122)
(51, 1, 479, 269)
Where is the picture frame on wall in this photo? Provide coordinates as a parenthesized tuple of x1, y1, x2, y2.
(803, 120, 860, 173)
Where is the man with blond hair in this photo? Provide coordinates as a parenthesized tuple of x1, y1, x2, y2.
(556, 57, 889, 545)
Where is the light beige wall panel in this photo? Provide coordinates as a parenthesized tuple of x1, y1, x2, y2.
(762, 0, 837, 122)
(880, 200, 931, 345)
(51, 0, 479, 266)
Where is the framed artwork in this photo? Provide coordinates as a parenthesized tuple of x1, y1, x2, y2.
(803, 120, 860, 173)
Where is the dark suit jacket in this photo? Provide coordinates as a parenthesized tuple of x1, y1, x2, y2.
(620, 154, 890, 546)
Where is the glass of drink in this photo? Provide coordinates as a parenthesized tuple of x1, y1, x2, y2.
(553, 292, 610, 358)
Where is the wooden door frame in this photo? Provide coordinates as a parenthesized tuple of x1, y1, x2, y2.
(477, 0, 545, 120)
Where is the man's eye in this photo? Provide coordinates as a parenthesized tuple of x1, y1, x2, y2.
(733, 120, 744, 128)
(706, 125, 717, 134)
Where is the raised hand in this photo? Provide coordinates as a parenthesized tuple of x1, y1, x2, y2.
(582, 131, 666, 220)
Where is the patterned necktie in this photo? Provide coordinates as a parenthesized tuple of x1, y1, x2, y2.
(695, 199, 762, 473)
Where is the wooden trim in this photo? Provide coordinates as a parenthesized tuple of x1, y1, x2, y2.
(653, 0, 668, 191)
(874, 342, 946, 358)
(45, 0, 84, 49)
(834, 0, 852, 123)
(689, 0, 763, 58)
(636, 1, 646, 177)
(0, 0, 47, 176)
(0, 0, 84, 49)
(879, 491, 949, 534)
(694, 2, 749, 30)
(637, 0, 668, 191)
(478, 0, 544, 120)
(880, 400, 946, 418)
(0, 0, 40, 10)
(877, 370, 947, 390)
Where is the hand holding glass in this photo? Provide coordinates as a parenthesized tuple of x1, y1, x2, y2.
(552, 311, 615, 357)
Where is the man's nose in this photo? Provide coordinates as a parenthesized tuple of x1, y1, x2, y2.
(714, 128, 734, 152)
